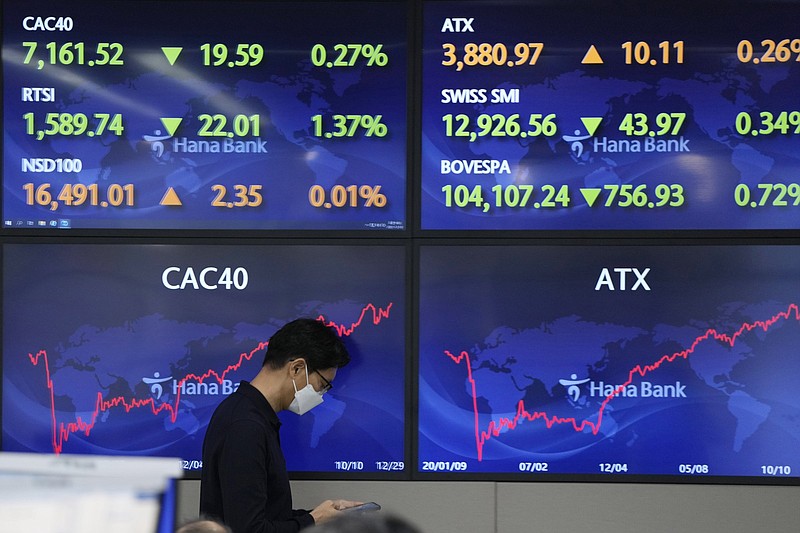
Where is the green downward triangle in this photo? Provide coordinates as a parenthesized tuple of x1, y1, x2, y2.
(580, 188, 602, 207)
(161, 118, 183, 137)
(161, 47, 183, 66)
(580, 117, 603, 136)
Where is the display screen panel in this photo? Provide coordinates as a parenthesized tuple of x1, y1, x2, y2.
(2, 1, 407, 231)
(3, 243, 407, 477)
(421, 0, 800, 230)
(418, 243, 800, 481)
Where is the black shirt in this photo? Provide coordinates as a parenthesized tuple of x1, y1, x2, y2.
(200, 380, 315, 533)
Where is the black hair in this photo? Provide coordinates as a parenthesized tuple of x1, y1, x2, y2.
(262, 318, 350, 371)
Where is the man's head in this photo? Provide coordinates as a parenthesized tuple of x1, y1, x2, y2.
(257, 318, 350, 413)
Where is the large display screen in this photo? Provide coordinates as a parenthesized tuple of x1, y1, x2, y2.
(2, 243, 407, 477)
(421, 1, 800, 230)
(418, 244, 800, 481)
(2, 1, 407, 231)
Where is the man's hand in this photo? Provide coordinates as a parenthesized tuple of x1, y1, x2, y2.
(309, 499, 364, 524)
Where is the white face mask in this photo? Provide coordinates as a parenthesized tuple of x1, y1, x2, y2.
(287, 366, 324, 415)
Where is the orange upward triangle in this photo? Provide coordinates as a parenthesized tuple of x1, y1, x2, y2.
(160, 187, 183, 206)
(581, 45, 604, 64)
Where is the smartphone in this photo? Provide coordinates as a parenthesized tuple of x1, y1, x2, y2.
(344, 502, 381, 513)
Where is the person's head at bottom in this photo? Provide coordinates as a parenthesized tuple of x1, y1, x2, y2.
(176, 516, 232, 533)
(305, 512, 421, 533)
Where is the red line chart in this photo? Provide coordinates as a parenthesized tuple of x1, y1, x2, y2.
(444, 303, 800, 461)
(26, 302, 394, 455)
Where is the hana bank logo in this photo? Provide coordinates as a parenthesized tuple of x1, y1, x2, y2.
(142, 372, 173, 400)
(143, 371, 240, 397)
(142, 129, 173, 161)
(559, 373, 590, 403)
(562, 129, 592, 160)
(560, 372, 688, 402)
(562, 117, 603, 163)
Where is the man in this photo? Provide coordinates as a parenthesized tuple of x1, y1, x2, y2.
(200, 318, 362, 532)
